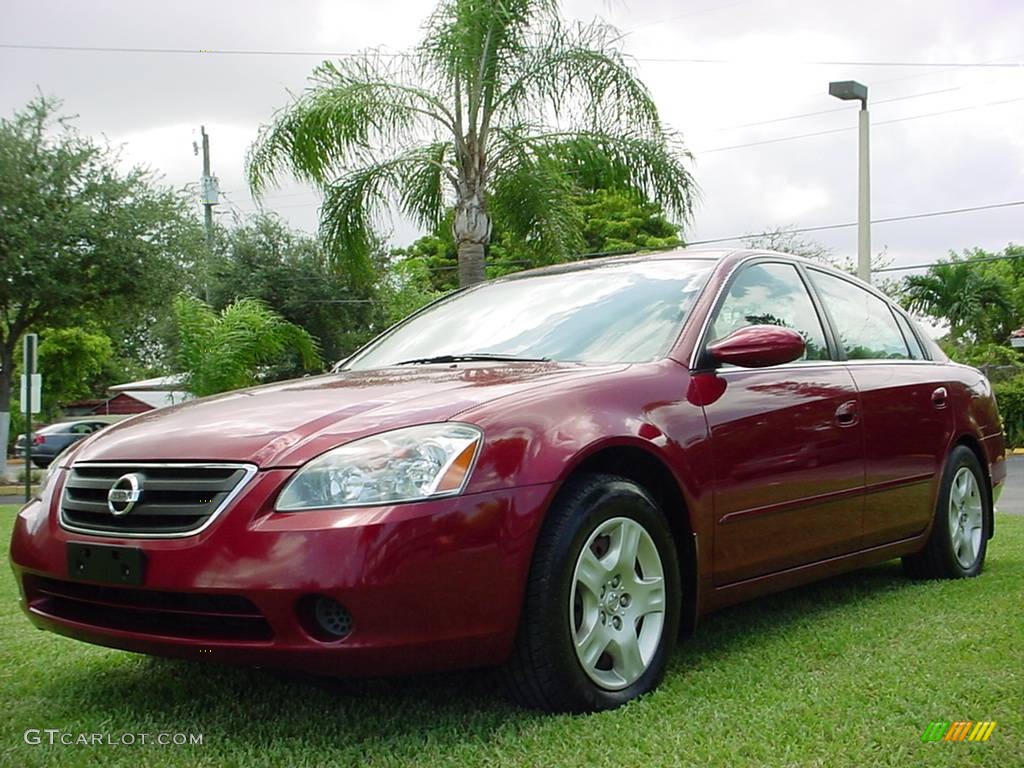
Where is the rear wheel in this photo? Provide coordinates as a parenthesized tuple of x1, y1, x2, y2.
(501, 474, 681, 712)
(902, 445, 990, 579)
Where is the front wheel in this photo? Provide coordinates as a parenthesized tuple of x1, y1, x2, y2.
(501, 474, 681, 712)
(902, 445, 991, 579)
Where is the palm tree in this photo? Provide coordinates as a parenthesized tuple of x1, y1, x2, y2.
(903, 261, 1011, 342)
(174, 296, 321, 396)
(247, 0, 696, 287)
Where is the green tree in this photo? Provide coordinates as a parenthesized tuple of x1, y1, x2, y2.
(576, 188, 680, 254)
(903, 260, 1012, 343)
(394, 188, 681, 292)
(0, 96, 205, 461)
(36, 327, 115, 414)
(247, 0, 695, 288)
(376, 258, 444, 327)
(208, 213, 385, 369)
(173, 296, 322, 397)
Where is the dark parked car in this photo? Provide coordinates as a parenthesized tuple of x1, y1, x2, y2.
(10, 249, 1007, 712)
(14, 420, 111, 468)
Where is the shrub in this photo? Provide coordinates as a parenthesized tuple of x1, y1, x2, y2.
(994, 375, 1024, 448)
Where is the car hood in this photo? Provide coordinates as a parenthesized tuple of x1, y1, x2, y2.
(71, 362, 625, 468)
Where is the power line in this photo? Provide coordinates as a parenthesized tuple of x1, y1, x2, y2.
(714, 51, 1024, 132)
(0, 43, 409, 58)
(2, 42, 1022, 69)
(634, 56, 1024, 68)
(873, 253, 1024, 273)
(696, 95, 1024, 153)
(716, 86, 960, 131)
(687, 199, 1024, 246)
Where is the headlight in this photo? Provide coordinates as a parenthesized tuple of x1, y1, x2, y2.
(276, 423, 483, 511)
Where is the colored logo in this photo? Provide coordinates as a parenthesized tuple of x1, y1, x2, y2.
(921, 721, 996, 742)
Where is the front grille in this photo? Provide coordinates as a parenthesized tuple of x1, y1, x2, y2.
(24, 575, 272, 641)
(60, 463, 255, 537)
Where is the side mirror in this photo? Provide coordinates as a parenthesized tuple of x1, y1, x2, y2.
(707, 325, 806, 368)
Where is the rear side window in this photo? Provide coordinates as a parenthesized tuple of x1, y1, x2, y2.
(711, 262, 830, 361)
(893, 312, 926, 360)
(809, 270, 910, 360)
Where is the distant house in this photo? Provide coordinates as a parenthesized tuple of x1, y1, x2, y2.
(63, 375, 193, 417)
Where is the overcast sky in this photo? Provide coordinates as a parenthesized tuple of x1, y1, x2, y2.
(3, 0, 1023, 274)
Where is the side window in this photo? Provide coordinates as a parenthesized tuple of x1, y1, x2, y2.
(893, 312, 926, 360)
(808, 270, 910, 360)
(711, 262, 830, 361)
(71, 423, 93, 434)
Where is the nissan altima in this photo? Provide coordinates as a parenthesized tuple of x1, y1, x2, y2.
(9, 249, 1007, 712)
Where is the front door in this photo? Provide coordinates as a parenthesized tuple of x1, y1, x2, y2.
(701, 262, 866, 585)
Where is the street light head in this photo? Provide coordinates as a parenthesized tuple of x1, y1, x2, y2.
(829, 80, 868, 108)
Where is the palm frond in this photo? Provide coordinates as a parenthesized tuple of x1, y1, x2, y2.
(174, 296, 321, 396)
(488, 141, 583, 263)
(319, 144, 456, 276)
(247, 56, 452, 195)
(492, 19, 658, 134)
(493, 127, 698, 224)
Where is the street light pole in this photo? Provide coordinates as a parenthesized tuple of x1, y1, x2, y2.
(829, 80, 871, 284)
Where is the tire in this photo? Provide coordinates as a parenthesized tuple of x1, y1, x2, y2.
(501, 473, 681, 712)
(31, 458, 51, 469)
(902, 445, 991, 579)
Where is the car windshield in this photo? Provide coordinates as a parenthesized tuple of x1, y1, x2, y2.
(345, 258, 714, 370)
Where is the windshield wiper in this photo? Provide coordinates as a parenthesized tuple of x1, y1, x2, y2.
(395, 352, 551, 366)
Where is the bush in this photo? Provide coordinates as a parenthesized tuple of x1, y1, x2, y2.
(15, 467, 42, 484)
(941, 341, 1024, 369)
(994, 375, 1024, 448)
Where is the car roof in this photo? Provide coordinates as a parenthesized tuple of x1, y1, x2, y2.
(495, 247, 738, 281)
(495, 247, 905, 311)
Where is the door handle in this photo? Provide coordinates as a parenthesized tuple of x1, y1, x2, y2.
(834, 399, 859, 427)
(931, 387, 948, 409)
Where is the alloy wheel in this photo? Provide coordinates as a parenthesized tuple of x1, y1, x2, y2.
(569, 516, 666, 691)
(948, 466, 983, 569)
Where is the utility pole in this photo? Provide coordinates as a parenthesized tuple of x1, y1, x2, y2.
(197, 126, 219, 301)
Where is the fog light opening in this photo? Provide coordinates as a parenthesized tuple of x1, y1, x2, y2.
(298, 594, 353, 642)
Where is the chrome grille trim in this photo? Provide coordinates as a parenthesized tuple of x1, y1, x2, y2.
(58, 462, 258, 539)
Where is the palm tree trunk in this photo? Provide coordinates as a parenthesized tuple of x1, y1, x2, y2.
(453, 192, 490, 287)
(457, 240, 486, 287)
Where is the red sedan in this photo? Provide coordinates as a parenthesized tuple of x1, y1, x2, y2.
(9, 249, 1007, 712)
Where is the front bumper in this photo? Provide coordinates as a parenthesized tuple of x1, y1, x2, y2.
(9, 468, 554, 676)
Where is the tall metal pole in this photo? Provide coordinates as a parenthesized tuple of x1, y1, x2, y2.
(23, 334, 37, 503)
(857, 106, 872, 284)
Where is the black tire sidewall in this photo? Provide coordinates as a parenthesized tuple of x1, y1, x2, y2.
(933, 446, 990, 577)
(535, 477, 681, 711)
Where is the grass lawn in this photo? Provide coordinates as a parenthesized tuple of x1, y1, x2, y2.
(2, 504, 1021, 767)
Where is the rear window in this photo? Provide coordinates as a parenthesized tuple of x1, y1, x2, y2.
(38, 423, 73, 434)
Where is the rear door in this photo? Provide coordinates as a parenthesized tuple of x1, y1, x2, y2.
(806, 269, 954, 546)
(700, 261, 867, 585)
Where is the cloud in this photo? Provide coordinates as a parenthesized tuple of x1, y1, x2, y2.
(2, 0, 1021, 267)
